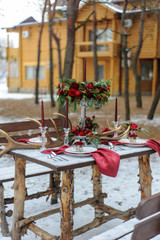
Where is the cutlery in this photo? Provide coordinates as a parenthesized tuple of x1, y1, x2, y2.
(108, 142, 124, 151)
(48, 151, 68, 161)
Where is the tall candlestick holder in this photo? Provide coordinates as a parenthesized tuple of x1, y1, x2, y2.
(80, 98, 87, 129)
(113, 121, 118, 137)
(39, 126, 47, 151)
(63, 128, 70, 145)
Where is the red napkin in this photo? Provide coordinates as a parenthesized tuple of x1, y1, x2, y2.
(90, 148, 120, 177)
(42, 145, 120, 178)
(42, 145, 69, 154)
(18, 139, 30, 143)
(145, 139, 160, 156)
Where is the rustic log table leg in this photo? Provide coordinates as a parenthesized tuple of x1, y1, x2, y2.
(11, 157, 26, 240)
(138, 154, 152, 200)
(49, 172, 60, 204)
(0, 183, 10, 236)
(92, 165, 104, 218)
(60, 170, 74, 240)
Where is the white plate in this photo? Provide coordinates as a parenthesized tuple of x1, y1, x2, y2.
(119, 139, 147, 147)
(29, 137, 57, 143)
(65, 146, 97, 156)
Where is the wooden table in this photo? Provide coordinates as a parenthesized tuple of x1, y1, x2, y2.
(2, 144, 155, 240)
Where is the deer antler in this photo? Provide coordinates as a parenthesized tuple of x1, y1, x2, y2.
(98, 125, 130, 141)
(25, 117, 63, 148)
(52, 112, 72, 130)
(98, 125, 122, 136)
(0, 129, 42, 157)
(49, 118, 59, 137)
(25, 118, 42, 126)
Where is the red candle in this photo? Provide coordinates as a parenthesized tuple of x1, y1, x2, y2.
(65, 99, 69, 128)
(83, 58, 86, 82)
(41, 100, 45, 127)
(115, 98, 118, 122)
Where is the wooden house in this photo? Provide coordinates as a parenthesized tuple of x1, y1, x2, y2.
(5, 0, 160, 96)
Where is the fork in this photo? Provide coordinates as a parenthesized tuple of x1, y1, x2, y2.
(108, 142, 124, 151)
(48, 151, 68, 161)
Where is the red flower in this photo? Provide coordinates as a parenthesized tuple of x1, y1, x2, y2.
(70, 82, 79, 89)
(129, 133, 137, 138)
(78, 130, 86, 136)
(87, 83, 94, 89)
(75, 90, 82, 96)
(74, 141, 84, 146)
(106, 86, 110, 90)
(86, 123, 92, 129)
(59, 90, 66, 95)
(130, 123, 138, 130)
(68, 88, 76, 97)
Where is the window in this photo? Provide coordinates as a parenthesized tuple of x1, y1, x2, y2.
(9, 61, 19, 78)
(141, 60, 153, 81)
(98, 65, 104, 79)
(8, 33, 19, 48)
(89, 28, 112, 51)
(25, 66, 45, 80)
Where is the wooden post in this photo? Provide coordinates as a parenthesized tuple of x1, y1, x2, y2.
(60, 170, 74, 240)
(0, 183, 10, 236)
(49, 172, 61, 204)
(138, 154, 152, 200)
(11, 157, 26, 240)
(92, 165, 104, 218)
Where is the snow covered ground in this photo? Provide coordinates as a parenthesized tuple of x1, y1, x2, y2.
(0, 79, 160, 240)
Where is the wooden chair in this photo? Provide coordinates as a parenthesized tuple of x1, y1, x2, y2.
(132, 192, 160, 240)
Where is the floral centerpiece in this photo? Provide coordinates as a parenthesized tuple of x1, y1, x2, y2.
(57, 78, 111, 111)
(70, 116, 100, 147)
(124, 122, 149, 141)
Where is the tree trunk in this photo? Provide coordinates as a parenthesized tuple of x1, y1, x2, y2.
(49, 0, 62, 79)
(49, 25, 55, 107)
(123, 34, 130, 121)
(132, 1, 146, 108)
(121, 0, 130, 120)
(147, 84, 160, 120)
(92, 0, 98, 82)
(63, 0, 80, 79)
(60, 0, 80, 117)
(48, 2, 56, 108)
(35, 0, 47, 104)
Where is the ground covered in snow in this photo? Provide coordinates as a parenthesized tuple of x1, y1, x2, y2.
(0, 79, 160, 239)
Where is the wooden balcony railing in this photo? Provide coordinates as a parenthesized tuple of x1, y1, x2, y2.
(75, 41, 120, 58)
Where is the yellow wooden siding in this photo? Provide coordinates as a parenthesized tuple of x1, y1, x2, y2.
(127, 15, 157, 59)
(77, 3, 115, 23)
(19, 21, 67, 89)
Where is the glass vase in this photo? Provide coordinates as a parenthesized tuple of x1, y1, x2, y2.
(128, 130, 137, 143)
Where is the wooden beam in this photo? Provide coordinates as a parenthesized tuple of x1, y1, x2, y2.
(11, 157, 26, 240)
(28, 223, 57, 240)
(18, 193, 107, 229)
(4, 188, 60, 205)
(138, 154, 152, 199)
(73, 207, 136, 237)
